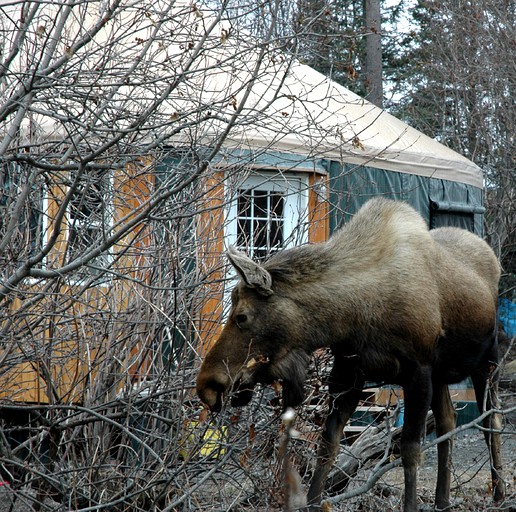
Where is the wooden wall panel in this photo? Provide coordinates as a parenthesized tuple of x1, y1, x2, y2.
(196, 172, 226, 356)
(308, 173, 330, 243)
(0, 160, 156, 404)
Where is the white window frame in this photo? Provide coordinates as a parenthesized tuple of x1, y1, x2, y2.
(67, 167, 114, 280)
(226, 172, 309, 255)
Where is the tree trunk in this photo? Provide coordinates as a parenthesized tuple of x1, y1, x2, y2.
(364, 0, 383, 108)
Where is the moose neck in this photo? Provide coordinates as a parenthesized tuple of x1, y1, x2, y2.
(265, 243, 379, 351)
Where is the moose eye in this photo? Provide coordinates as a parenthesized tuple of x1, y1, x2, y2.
(235, 314, 248, 327)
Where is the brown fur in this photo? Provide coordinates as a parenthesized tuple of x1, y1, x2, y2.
(196, 197, 505, 511)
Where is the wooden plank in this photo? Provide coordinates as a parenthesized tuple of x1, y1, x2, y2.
(308, 173, 330, 243)
(197, 172, 226, 356)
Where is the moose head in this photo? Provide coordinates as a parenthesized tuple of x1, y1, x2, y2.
(196, 246, 311, 411)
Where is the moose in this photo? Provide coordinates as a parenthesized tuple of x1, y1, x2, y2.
(196, 197, 505, 511)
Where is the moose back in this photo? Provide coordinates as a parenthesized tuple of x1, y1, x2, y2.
(196, 197, 505, 512)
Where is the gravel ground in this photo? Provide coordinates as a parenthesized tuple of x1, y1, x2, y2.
(376, 394, 516, 512)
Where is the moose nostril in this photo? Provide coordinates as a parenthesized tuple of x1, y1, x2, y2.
(196, 376, 229, 411)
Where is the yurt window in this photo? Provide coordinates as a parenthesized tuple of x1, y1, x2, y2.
(429, 200, 484, 233)
(236, 188, 285, 259)
(68, 167, 113, 277)
(226, 172, 309, 260)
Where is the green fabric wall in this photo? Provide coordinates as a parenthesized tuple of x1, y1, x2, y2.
(323, 160, 484, 235)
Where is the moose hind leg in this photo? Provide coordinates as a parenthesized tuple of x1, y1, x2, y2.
(471, 357, 505, 502)
(401, 365, 433, 512)
(307, 357, 364, 508)
(431, 383, 457, 510)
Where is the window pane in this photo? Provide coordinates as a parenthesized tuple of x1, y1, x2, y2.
(69, 226, 96, 256)
(270, 192, 284, 218)
(253, 219, 267, 251)
(237, 218, 251, 247)
(70, 169, 109, 226)
(238, 191, 252, 218)
(270, 219, 283, 249)
(253, 190, 268, 218)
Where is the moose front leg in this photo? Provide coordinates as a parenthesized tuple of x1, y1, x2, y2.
(401, 365, 433, 512)
(307, 357, 364, 509)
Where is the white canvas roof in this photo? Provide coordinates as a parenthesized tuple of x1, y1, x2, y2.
(185, 42, 482, 187)
(225, 61, 484, 188)
(3, 1, 483, 188)
(159, 4, 483, 188)
(145, 4, 483, 188)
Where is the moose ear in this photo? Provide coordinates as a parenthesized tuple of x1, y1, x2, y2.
(227, 246, 273, 296)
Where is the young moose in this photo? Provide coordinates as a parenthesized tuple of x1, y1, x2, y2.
(196, 198, 505, 511)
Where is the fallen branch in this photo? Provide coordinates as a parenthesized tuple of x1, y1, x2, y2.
(326, 413, 435, 496)
(325, 404, 513, 507)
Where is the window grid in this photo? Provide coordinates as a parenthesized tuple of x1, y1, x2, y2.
(68, 168, 113, 277)
(236, 188, 285, 260)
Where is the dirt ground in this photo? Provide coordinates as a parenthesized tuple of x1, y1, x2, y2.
(378, 430, 515, 512)
(348, 395, 516, 512)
